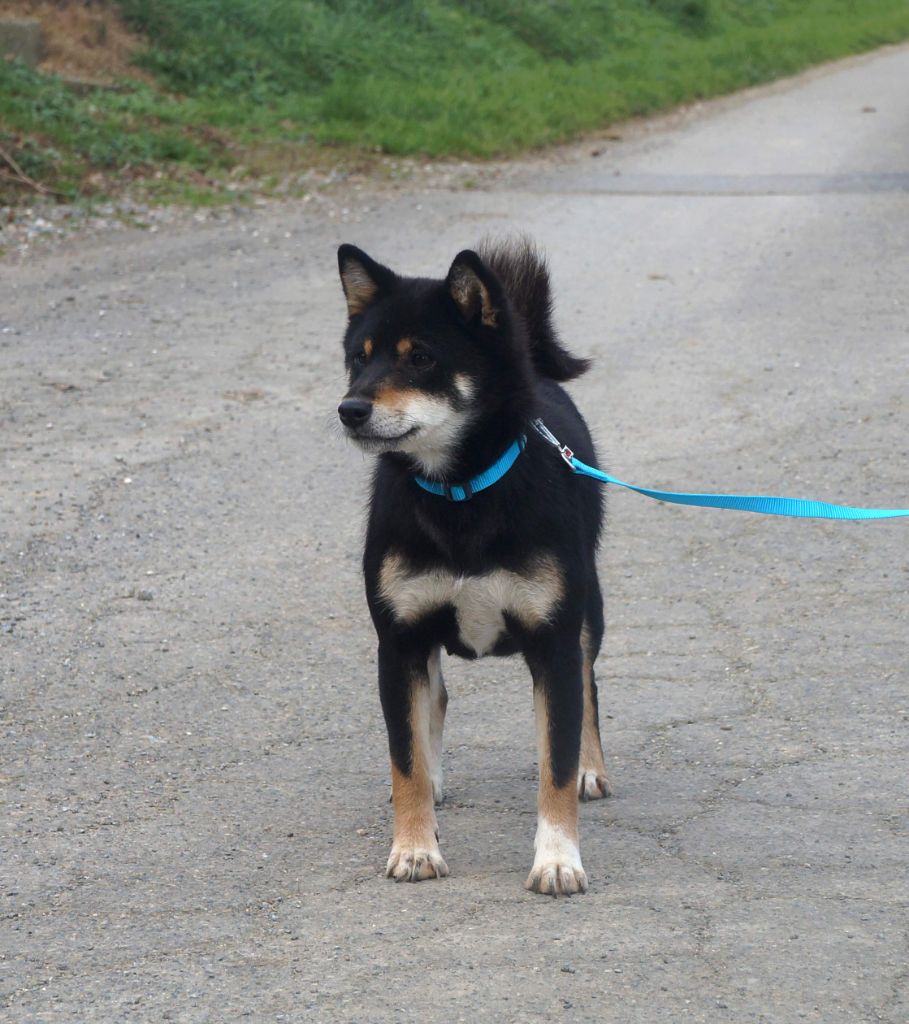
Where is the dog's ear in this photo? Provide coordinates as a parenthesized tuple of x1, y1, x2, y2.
(338, 244, 396, 318)
(446, 250, 502, 329)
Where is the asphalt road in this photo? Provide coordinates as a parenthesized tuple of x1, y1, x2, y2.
(3, 45, 908, 1024)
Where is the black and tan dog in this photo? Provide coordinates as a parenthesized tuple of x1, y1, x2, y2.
(336, 239, 610, 895)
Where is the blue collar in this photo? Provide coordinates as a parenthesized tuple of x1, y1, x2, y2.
(414, 436, 526, 502)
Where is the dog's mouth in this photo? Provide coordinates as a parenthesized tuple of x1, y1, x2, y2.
(347, 426, 419, 450)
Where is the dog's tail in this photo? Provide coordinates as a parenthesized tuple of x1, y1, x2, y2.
(478, 237, 590, 382)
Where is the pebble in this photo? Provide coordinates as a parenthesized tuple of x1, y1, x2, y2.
(1, 155, 505, 262)
(1, 200, 237, 261)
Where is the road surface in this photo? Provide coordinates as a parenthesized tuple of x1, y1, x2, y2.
(3, 45, 908, 1024)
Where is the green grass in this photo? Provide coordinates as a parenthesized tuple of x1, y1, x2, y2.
(3, 0, 909, 202)
(0, 58, 226, 200)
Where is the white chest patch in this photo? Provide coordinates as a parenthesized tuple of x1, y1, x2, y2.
(378, 553, 564, 656)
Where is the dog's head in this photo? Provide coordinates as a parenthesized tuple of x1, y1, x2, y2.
(336, 245, 531, 477)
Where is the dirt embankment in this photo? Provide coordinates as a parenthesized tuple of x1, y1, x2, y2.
(0, 0, 151, 85)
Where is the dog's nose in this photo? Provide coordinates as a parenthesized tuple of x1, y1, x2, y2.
(338, 397, 373, 428)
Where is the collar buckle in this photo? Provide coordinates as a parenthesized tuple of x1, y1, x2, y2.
(442, 479, 473, 502)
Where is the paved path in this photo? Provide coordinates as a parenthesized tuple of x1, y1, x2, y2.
(3, 45, 908, 1024)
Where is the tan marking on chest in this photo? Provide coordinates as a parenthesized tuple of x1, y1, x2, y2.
(379, 553, 564, 656)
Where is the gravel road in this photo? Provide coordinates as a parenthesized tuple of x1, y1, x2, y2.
(2, 45, 908, 1024)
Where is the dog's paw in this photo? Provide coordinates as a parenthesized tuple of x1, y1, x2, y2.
(525, 860, 589, 896)
(386, 844, 449, 882)
(526, 820, 589, 896)
(577, 769, 612, 801)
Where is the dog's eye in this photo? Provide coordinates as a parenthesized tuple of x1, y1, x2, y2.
(352, 349, 368, 366)
(410, 350, 434, 368)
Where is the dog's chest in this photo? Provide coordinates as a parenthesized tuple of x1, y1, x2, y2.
(378, 553, 563, 656)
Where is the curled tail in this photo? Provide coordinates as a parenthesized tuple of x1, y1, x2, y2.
(478, 236, 590, 382)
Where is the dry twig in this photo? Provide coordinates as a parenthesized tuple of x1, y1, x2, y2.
(0, 142, 60, 196)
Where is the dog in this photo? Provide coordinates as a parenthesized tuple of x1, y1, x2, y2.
(336, 238, 610, 895)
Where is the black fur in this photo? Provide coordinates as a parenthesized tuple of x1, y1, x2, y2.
(477, 238, 591, 382)
(337, 239, 608, 892)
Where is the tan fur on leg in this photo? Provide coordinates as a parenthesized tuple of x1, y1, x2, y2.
(526, 689, 587, 896)
(386, 681, 449, 882)
(578, 622, 612, 801)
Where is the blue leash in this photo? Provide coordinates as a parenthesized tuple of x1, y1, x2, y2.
(531, 419, 909, 521)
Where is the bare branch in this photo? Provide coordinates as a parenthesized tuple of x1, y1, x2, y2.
(0, 142, 61, 196)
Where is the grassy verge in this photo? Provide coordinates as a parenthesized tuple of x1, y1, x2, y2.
(0, 59, 227, 202)
(3, 0, 909, 203)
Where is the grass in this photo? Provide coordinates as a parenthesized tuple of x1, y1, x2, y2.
(0, 58, 227, 200)
(3, 0, 909, 203)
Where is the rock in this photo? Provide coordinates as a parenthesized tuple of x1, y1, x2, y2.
(0, 18, 44, 68)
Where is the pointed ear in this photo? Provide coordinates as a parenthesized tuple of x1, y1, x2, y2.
(446, 250, 501, 328)
(338, 244, 396, 318)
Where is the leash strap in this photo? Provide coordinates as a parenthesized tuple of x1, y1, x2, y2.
(531, 419, 909, 520)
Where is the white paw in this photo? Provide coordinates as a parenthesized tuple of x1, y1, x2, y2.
(525, 860, 589, 896)
(526, 818, 588, 896)
(386, 844, 449, 882)
(577, 769, 612, 801)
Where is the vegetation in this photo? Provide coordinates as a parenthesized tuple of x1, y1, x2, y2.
(3, 0, 909, 202)
(0, 59, 221, 200)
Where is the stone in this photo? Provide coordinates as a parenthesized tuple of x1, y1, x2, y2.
(0, 18, 44, 68)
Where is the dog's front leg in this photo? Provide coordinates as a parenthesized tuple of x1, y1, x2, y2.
(427, 646, 447, 805)
(525, 634, 588, 896)
(379, 640, 449, 883)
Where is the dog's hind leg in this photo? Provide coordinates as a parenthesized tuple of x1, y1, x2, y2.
(578, 582, 612, 800)
(525, 635, 588, 896)
(380, 641, 449, 883)
(427, 646, 447, 805)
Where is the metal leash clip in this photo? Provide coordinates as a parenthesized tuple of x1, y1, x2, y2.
(530, 417, 576, 469)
